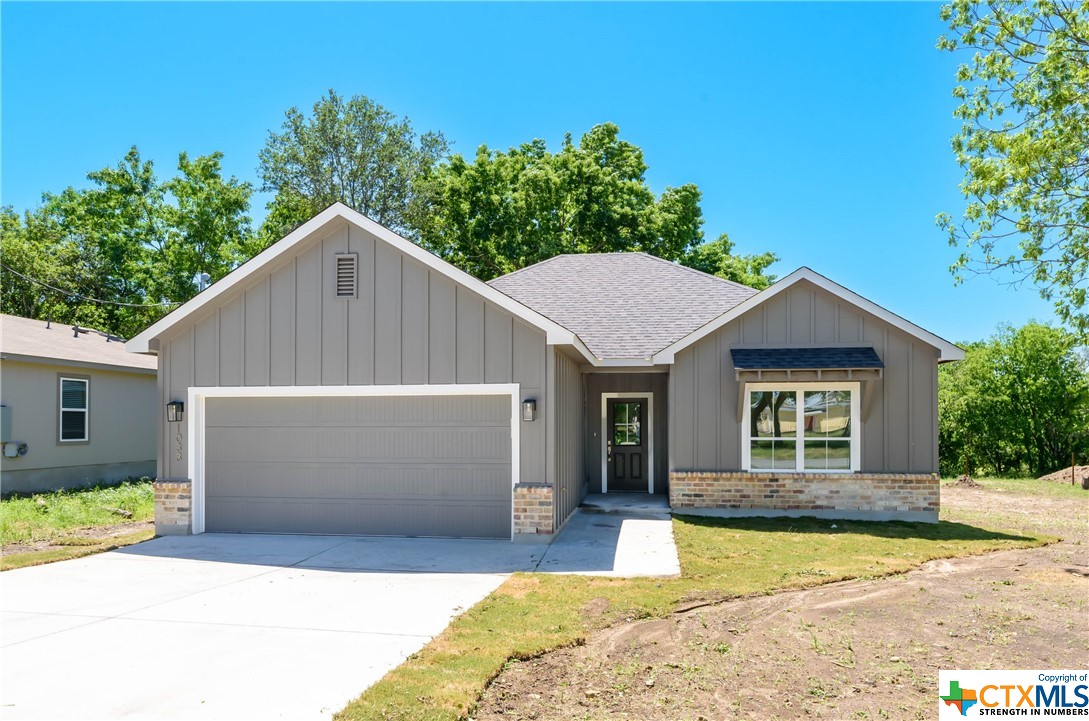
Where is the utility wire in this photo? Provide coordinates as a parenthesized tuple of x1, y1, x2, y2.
(0, 263, 179, 308)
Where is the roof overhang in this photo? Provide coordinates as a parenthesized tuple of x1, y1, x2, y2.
(652, 267, 966, 364)
(127, 203, 590, 360)
(0, 352, 157, 375)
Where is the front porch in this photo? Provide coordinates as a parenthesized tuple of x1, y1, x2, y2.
(580, 492, 670, 516)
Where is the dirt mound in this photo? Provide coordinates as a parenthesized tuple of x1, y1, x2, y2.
(475, 487, 1088, 721)
(949, 475, 984, 488)
(1037, 465, 1089, 483)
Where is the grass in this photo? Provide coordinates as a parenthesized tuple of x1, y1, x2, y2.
(0, 529, 155, 571)
(941, 476, 1088, 539)
(944, 475, 1089, 500)
(337, 512, 1052, 721)
(1, 479, 154, 545)
(0, 479, 155, 570)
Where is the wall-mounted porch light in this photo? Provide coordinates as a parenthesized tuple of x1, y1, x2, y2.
(521, 399, 537, 422)
(166, 401, 185, 423)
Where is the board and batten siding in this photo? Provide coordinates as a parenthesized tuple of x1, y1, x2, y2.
(669, 279, 940, 474)
(550, 349, 585, 529)
(157, 219, 547, 483)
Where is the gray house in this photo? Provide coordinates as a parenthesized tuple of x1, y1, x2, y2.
(128, 204, 962, 541)
(1, 314, 157, 494)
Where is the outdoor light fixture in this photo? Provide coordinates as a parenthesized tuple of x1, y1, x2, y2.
(166, 401, 185, 423)
(521, 399, 537, 422)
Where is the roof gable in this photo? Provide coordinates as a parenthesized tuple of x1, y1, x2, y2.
(127, 204, 581, 355)
(488, 253, 758, 360)
(652, 267, 965, 363)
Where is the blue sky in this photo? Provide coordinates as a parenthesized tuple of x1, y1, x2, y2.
(1, 2, 1055, 342)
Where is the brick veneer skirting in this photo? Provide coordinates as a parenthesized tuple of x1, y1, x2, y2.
(670, 471, 940, 523)
(154, 479, 192, 536)
(513, 482, 554, 541)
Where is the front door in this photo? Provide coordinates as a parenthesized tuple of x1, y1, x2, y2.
(606, 397, 648, 492)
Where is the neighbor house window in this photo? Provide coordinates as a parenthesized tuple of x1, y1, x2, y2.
(742, 383, 859, 472)
(59, 377, 89, 442)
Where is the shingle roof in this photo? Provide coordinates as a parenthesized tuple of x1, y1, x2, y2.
(730, 346, 884, 370)
(0, 314, 157, 371)
(487, 253, 758, 360)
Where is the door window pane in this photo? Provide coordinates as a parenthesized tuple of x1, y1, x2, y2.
(614, 403, 629, 424)
(613, 402, 642, 446)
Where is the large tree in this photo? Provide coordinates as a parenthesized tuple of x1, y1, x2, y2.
(0, 147, 253, 338)
(938, 322, 1089, 477)
(156, 151, 254, 304)
(257, 89, 448, 244)
(414, 123, 777, 284)
(937, 0, 1089, 338)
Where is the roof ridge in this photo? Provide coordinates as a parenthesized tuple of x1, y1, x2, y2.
(632, 252, 761, 293)
(492, 251, 767, 294)
(486, 253, 569, 285)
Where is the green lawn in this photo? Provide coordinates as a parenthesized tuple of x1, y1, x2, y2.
(943, 475, 1088, 499)
(338, 509, 1052, 721)
(1, 480, 155, 570)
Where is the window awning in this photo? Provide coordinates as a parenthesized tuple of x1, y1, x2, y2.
(731, 346, 884, 371)
(731, 347, 884, 420)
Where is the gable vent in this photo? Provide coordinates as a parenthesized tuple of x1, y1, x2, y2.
(334, 253, 358, 298)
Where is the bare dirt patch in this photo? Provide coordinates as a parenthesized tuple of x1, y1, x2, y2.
(475, 487, 1088, 721)
(1038, 465, 1089, 484)
(1, 520, 154, 556)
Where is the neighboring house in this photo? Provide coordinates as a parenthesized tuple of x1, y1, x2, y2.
(1, 314, 157, 494)
(127, 204, 962, 541)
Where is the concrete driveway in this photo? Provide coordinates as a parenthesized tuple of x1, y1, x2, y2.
(0, 511, 678, 720)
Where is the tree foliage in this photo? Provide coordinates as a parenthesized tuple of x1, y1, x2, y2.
(257, 89, 448, 244)
(0, 147, 252, 338)
(937, 0, 1089, 338)
(414, 123, 777, 284)
(681, 233, 779, 290)
(3, 96, 774, 343)
(938, 322, 1089, 477)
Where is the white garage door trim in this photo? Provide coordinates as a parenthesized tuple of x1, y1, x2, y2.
(187, 384, 521, 538)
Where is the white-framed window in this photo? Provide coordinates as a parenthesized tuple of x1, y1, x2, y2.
(741, 382, 860, 472)
(59, 377, 89, 442)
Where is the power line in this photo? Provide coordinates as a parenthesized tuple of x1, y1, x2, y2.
(0, 263, 179, 308)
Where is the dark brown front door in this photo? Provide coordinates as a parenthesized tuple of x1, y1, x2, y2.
(607, 397, 648, 492)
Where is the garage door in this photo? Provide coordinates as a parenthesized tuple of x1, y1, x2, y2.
(202, 394, 512, 539)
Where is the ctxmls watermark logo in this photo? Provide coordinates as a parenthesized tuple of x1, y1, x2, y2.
(939, 671, 1089, 718)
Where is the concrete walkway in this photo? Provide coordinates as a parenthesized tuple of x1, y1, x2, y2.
(0, 510, 678, 720)
(538, 507, 681, 577)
